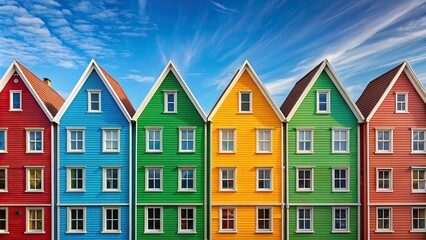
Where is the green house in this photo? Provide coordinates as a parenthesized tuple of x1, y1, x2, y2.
(132, 62, 207, 239)
(280, 60, 364, 239)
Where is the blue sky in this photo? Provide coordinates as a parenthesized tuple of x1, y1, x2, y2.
(1, 0, 426, 112)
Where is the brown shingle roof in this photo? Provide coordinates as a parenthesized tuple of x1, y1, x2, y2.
(16, 61, 64, 117)
(356, 63, 404, 118)
(98, 65, 135, 117)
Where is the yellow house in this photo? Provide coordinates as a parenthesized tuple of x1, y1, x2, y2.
(208, 61, 285, 239)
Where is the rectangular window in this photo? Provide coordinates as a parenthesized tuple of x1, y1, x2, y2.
(220, 207, 236, 232)
(297, 129, 313, 153)
(257, 129, 272, 153)
(377, 169, 392, 192)
(26, 208, 44, 233)
(178, 207, 196, 233)
(103, 207, 120, 233)
(68, 207, 85, 233)
(376, 129, 392, 153)
(146, 168, 162, 191)
(412, 129, 426, 153)
(333, 168, 349, 192)
(396, 92, 408, 112)
(297, 168, 313, 192)
(0, 208, 7, 233)
(88, 90, 101, 112)
(256, 207, 272, 232)
(0, 129, 7, 152)
(377, 208, 392, 231)
(239, 91, 252, 112)
(146, 128, 162, 152)
(26, 167, 43, 192)
(26, 129, 43, 153)
(179, 128, 195, 152)
(10, 90, 22, 111)
(317, 90, 330, 113)
(67, 167, 85, 192)
(220, 168, 236, 191)
(412, 208, 426, 232)
(297, 207, 313, 232)
(103, 129, 120, 152)
(333, 129, 349, 153)
(67, 129, 85, 152)
(219, 129, 236, 153)
(164, 91, 177, 113)
(333, 207, 349, 232)
(145, 207, 162, 233)
(412, 169, 426, 193)
(0, 168, 7, 192)
(179, 168, 195, 191)
(103, 168, 120, 192)
(257, 168, 272, 191)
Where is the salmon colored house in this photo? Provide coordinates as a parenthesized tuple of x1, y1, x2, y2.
(357, 61, 426, 239)
(0, 61, 64, 239)
(208, 61, 285, 239)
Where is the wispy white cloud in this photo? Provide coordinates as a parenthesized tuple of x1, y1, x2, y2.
(122, 74, 155, 83)
(209, 1, 237, 14)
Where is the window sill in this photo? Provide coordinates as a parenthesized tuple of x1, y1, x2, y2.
(102, 151, 120, 153)
(237, 111, 253, 114)
(219, 151, 236, 154)
(66, 190, 86, 192)
(144, 231, 164, 234)
(256, 189, 273, 192)
(67, 151, 85, 154)
(0, 151, 7, 153)
(9, 109, 23, 112)
(66, 231, 87, 234)
(376, 190, 393, 193)
(374, 151, 394, 154)
(87, 111, 102, 113)
(26, 151, 44, 154)
(296, 190, 314, 192)
(375, 230, 394, 233)
(395, 111, 409, 114)
(0, 190, 8, 193)
(163, 112, 177, 114)
(145, 151, 163, 153)
(411, 152, 426, 155)
(24, 231, 45, 234)
(332, 190, 350, 192)
(218, 230, 237, 233)
(331, 151, 350, 154)
(255, 230, 273, 234)
(296, 152, 314, 154)
(177, 231, 197, 234)
(411, 191, 426, 194)
(101, 230, 121, 234)
(256, 151, 273, 154)
(296, 230, 314, 233)
(410, 230, 426, 233)
(331, 230, 351, 233)
(316, 111, 330, 114)
(102, 190, 121, 192)
(0, 232, 9, 234)
(145, 190, 163, 192)
(25, 190, 44, 193)
(178, 190, 196, 192)
(219, 190, 237, 192)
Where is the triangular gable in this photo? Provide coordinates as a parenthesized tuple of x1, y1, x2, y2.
(132, 61, 207, 121)
(0, 61, 64, 122)
(281, 59, 364, 123)
(208, 60, 285, 122)
(54, 59, 133, 122)
(358, 61, 426, 122)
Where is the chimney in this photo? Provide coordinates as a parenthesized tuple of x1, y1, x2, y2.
(43, 78, 51, 87)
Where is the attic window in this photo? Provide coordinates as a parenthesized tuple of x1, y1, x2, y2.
(395, 92, 408, 113)
(164, 91, 177, 113)
(239, 91, 252, 113)
(316, 90, 330, 114)
(88, 90, 101, 113)
(10, 90, 22, 111)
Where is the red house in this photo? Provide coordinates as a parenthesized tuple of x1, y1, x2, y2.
(357, 61, 426, 239)
(0, 61, 64, 239)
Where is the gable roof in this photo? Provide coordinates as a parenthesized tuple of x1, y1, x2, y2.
(132, 61, 207, 121)
(208, 60, 285, 122)
(356, 61, 426, 122)
(280, 59, 364, 123)
(54, 59, 134, 122)
(0, 61, 64, 121)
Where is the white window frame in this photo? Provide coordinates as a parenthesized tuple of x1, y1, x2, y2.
(256, 207, 273, 233)
(102, 207, 120, 233)
(67, 207, 86, 233)
(239, 91, 252, 113)
(67, 128, 85, 153)
(178, 167, 196, 192)
(375, 129, 393, 153)
(25, 167, 44, 192)
(102, 128, 120, 153)
(376, 168, 393, 192)
(0, 167, 7, 192)
(145, 127, 163, 153)
(395, 92, 408, 113)
(219, 129, 236, 153)
(102, 167, 121, 192)
(145, 167, 163, 192)
(179, 127, 196, 153)
(296, 167, 314, 192)
(332, 167, 349, 192)
(9, 90, 22, 111)
(411, 168, 426, 193)
(412, 129, 426, 154)
(163, 91, 177, 113)
(219, 207, 237, 232)
(66, 167, 86, 192)
(0, 208, 8, 233)
(297, 129, 314, 154)
(376, 207, 392, 232)
(144, 206, 163, 233)
(412, 207, 426, 232)
(256, 129, 272, 153)
(0, 129, 7, 153)
(332, 207, 350, 233)
(256, 168, 272, 191)
(87, 90, 102, 113)
(26, 129, 43, 153)
(219, 168, 236, 192)
(332, 128, 350, 153)
(178, 206, 196, 234)
(316, 90, 330, 114)
(25, 207, 44, 234)
(296, 207, 313, 233)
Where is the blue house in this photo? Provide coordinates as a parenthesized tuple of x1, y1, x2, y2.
(54, 60, 135, 239)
